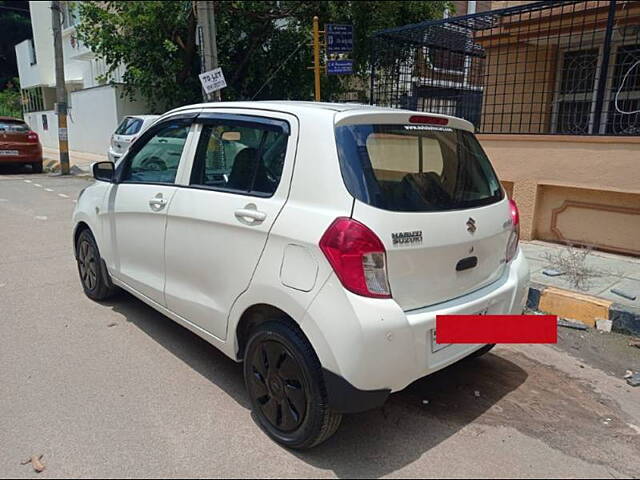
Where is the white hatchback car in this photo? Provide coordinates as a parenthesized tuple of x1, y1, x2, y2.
(73, 101, 529, 449)
(108, 114, 160, 163)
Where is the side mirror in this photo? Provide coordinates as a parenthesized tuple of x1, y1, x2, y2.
(93, 161, 115, 182)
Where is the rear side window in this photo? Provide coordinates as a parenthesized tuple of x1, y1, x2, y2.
(190, 121, 288, 196)
(0, 121, 29, 132)
(115, 117, 144, 136)
(335, 124, 503, 212)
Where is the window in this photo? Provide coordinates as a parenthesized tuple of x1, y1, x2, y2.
(115, 117, 144, 136)
(120, 123, 190, 184)
(21, 88, 44, 113)
(28, 39, 37, 65)
(190, 121, 288, 196)
(554, 49, 599, 134)
(606, 44, 640, 135)
(553, 44, 640, 135)
(62, 2, 79, 29)
(335, 124, 503, 212)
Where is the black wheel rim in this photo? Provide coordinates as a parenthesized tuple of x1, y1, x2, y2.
(78, 240, 98, 291)
(249, 340, 307, 433)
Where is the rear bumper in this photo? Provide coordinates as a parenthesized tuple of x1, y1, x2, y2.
(0, 154, 42, 164)
(302, 249, 530, 412)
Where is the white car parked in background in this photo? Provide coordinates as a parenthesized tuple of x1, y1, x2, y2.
(73, 101, 530, 449)
(108, 115, 159, 162)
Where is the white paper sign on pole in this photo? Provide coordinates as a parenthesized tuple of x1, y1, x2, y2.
(199, 67, 227, 94)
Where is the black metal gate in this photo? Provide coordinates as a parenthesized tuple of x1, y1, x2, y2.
(370, 0, 640, 136)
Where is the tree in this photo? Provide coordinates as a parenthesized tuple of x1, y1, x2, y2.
(76, 1, 200, 112)
(76, 1, 449, 110)
(0, 1, 32, 89)
(0, 77, 22, 117)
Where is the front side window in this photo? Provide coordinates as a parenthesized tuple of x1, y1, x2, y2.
(120, 123, 189, 184)
(335, 124, 503, 212)
(190, 121, 288, 196)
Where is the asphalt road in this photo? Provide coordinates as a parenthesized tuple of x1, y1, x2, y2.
(1, 167, 639, 479)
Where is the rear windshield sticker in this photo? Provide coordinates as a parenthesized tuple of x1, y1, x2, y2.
(403, 125, 453, 132)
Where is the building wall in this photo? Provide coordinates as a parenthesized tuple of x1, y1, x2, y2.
(23, 85, 153, 156)
(23, 110, 57, 149)
(452, 1, 535, 16)
(480, 135, 640, 255)
(115, 86, 158, 117)
(15, 1, 153, 157)
(25, 1, 55, 88)
(67, 86, 120, 155)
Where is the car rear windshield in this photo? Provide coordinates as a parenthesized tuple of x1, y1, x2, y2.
(335, 124, 503, 212)
(0, 120, 29, 132)
(115, 117, 144, 135)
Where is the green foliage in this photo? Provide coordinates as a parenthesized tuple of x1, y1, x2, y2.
(76, 1, 200, 112)
(76, 1, 449, 109)
(0, 1, 32, 88)
(0, 77, 22, 117)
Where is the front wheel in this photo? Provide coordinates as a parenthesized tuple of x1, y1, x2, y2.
(76, 229, 118, 301)
(244, 321, 342, 449)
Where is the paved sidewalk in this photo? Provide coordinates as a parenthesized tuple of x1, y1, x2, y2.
(522, 241, 640, 308)
(522, 240, 640, 334)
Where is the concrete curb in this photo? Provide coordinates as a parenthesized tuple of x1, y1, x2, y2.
(42, 159, 89, 176)
(527, 284, 640, 336)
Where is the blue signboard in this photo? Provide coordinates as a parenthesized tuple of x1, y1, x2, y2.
(326, 24, 353, 53)
(327, 60, 353, 75)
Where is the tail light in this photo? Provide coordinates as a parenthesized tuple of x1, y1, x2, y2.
(506, 199, 520, 263)
(27, 131, 39, 143)
(319, 217, 391, 298)
(409, 115, 448, 125)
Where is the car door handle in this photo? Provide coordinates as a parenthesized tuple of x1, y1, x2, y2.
(234, 206, 267, 223)
(149, 197, 167, 211)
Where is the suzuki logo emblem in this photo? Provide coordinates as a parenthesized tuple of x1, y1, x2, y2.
(466, 217, 477, 234)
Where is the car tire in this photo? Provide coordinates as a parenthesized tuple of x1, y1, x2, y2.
(31, 162, 43, 174)
(466, 343, 496, 359)
(244, 321, 342, 449)
(76, 229, 118, 301)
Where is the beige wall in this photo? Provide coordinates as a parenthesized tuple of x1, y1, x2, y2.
(452, 1, 536, 16)
(535, 185, 640, 255)
(479, 135, 640, 256)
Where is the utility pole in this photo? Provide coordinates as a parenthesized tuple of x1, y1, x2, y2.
(312, 16, 321, 102)
(197, 1, 221, 101)
(51, 0, 69, 175)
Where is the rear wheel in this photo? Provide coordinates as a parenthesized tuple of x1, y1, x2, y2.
(244, 321, 342, 449)
(31, 162, 43, 174)
(76, 229, 118, 301)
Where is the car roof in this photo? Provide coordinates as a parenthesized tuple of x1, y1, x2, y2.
(0, 116, 25, 123)
(175, 100, 411, 115)
(125, 114, 160, 121)
(164, 101, 474, 132)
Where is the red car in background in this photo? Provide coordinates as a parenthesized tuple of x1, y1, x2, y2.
(0, 117, 43, 173)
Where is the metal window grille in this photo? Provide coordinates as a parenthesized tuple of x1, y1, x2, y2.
(20, 88, 44, 113)
(370, 0, 640, 136)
